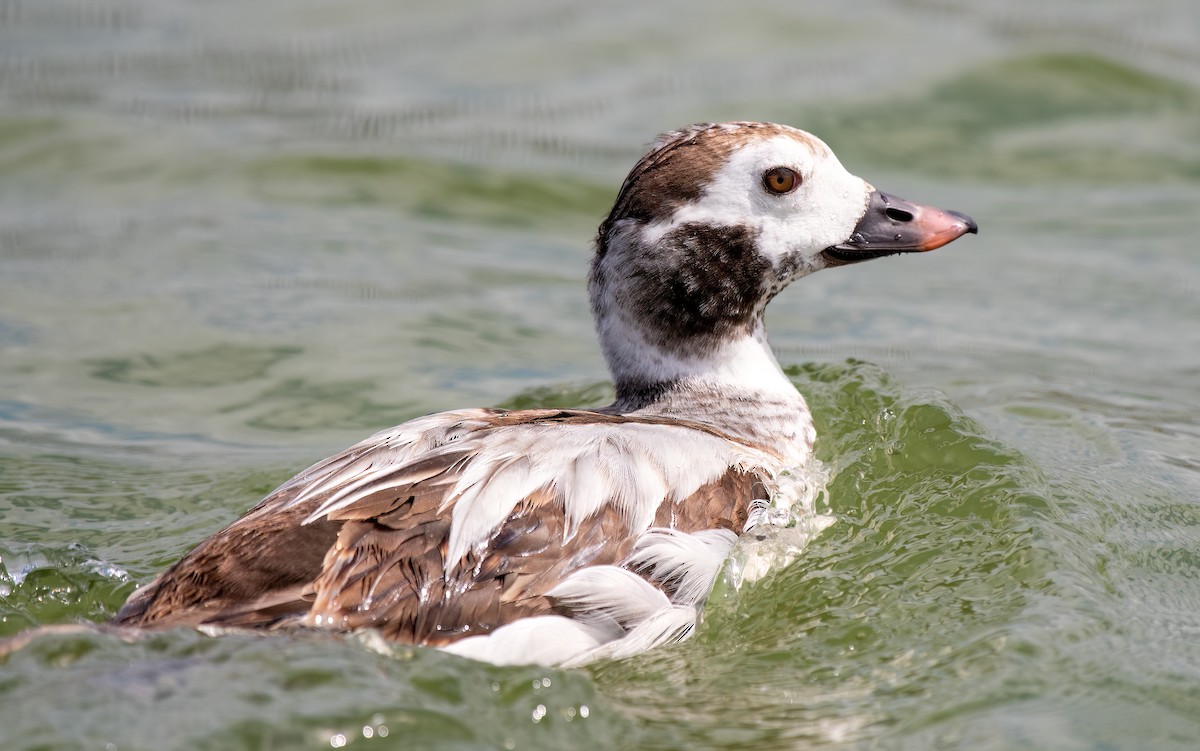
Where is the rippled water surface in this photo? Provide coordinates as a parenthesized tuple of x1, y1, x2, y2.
(2, 1, 1199, 749)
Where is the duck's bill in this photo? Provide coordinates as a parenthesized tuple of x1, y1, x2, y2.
(822, 190, 978, 265)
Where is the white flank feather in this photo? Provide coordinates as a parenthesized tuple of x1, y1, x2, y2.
(546, 565, 672, 628)
(440, 615, 617, 667)
(562, 605, 698, 667)
(626, 528, 739, 606)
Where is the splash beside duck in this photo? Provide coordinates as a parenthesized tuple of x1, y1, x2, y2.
(111, 122, 977, 666)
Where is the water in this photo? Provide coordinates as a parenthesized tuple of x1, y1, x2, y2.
(2, 1, 1199, 748)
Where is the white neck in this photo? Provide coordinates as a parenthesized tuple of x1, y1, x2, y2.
(594, 310, 814, 466)
(599, 313, 799, 406)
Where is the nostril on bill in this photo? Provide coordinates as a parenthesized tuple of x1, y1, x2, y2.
(884, 207, 914, 223)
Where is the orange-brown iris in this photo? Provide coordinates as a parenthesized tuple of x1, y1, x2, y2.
(762, 167, 800, 195)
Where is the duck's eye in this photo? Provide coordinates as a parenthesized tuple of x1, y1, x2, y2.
(762, 167, 800, 195)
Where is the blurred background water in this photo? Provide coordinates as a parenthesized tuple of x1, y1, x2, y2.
(1, 0, 1198, 749)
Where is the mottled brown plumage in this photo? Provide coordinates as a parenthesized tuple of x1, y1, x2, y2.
(113, 409, 768, 648)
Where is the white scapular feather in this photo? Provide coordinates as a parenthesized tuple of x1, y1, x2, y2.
(291, 409, 496, 519)
(441, 420, 768, 565)
(293, 411, 779, 566)
(555, 451, 608, 538)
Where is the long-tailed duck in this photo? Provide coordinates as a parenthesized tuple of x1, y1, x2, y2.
(111, 122, 976, 666)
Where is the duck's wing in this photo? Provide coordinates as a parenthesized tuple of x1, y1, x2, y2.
(115, 408, 778, 664)
(113, 409, 507, 628)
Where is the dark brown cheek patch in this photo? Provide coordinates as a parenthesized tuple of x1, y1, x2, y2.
(623, 222, 771, 352)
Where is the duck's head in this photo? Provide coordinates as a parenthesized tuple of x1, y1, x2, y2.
(589, 122, 977, 403)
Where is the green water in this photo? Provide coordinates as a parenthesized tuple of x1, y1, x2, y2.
(2, 1, 1199, 749)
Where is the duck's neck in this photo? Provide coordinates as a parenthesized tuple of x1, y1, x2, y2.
(600, 320, 815, 466)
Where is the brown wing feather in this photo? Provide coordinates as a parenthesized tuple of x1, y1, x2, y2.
(114, 500, 340, 628)
(654, 466, 764, 532)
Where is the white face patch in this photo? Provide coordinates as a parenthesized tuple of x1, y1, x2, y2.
(640, 131, 873, 278)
